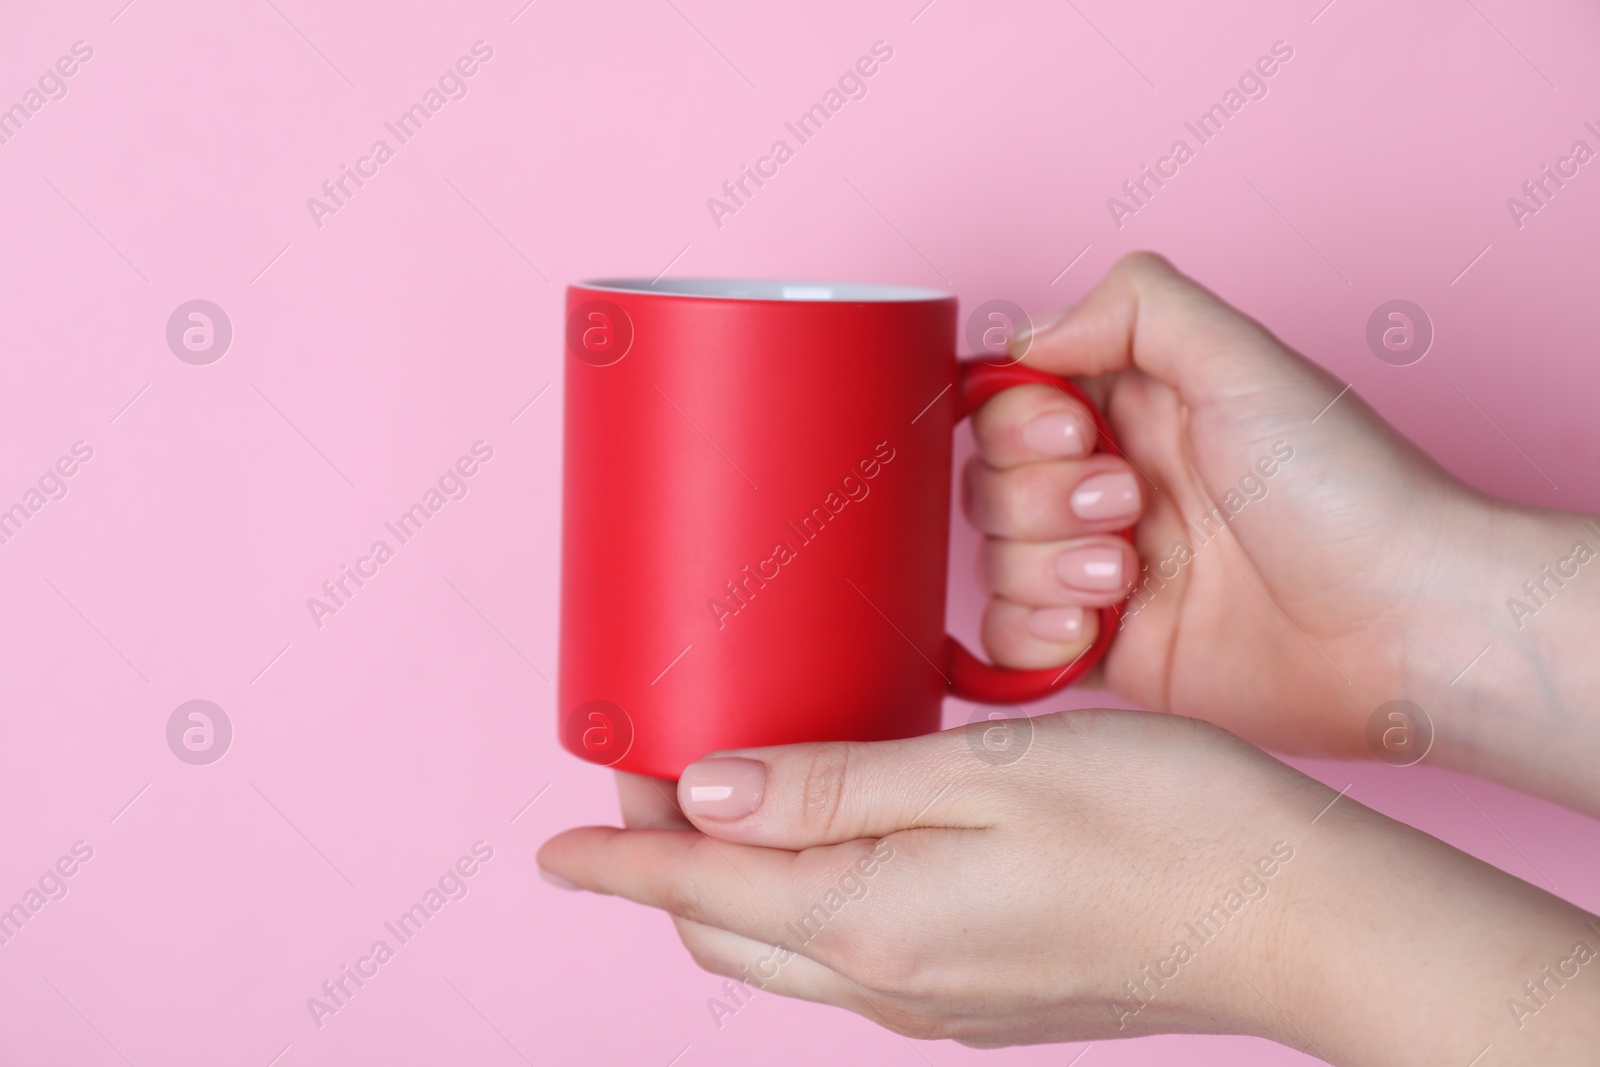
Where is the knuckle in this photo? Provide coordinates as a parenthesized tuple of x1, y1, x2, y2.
(978, 538, 1007, 593)
(1116, 249, 1174, 277)
(661, 854, 714, 924)
(1005, 464, 1063, 536)
(993, 540, 1055, 602)
(799, 742, 853, 839)
(987, 603, 1080, 669)
(959, 457, 984, 521)
(980, 599, 1021, 666)
(978, 382, 1054, 428)
(851, 936, 933, 998)
(679, 933, 719, 973)
(678, 927, 736, 979)
(954, 1031, 1008, 1049)
(911, 1016, 961, 1042)
(870, 1001, 953, 1042)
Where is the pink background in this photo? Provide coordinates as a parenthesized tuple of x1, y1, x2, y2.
(3, 0, 1599, 1063)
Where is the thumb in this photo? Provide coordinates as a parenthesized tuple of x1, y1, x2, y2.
(1016, 251, 1342, 414)
(674, 729, 996, 850)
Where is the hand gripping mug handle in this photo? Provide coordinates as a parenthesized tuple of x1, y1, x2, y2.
(945, 358, 1133, 704)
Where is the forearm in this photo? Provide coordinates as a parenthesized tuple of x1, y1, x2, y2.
(1409, 498, 1600, 817)
(1262, 797, 1600, 1065)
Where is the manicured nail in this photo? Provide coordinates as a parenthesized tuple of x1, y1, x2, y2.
(540, 869, 581, 892)
(1021, 412, 1090, 458)
(1055, 546, 1124, 592)
(679, 757, 766, 819)
(1026, 606, 1084, 643)
(1070, 471, 1139, 521)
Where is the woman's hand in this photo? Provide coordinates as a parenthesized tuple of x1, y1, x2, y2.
(541, 713, 1600, 1061)
(969, 252, 1600, 813)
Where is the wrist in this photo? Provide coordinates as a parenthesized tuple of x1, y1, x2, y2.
(1263, 795, 1600, 1065)
(1405, 497, 1600, 814)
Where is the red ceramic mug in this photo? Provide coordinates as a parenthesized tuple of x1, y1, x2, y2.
(560, 279, 1129, 779)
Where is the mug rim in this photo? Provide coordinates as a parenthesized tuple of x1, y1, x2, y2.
(575, 277, 952, 303)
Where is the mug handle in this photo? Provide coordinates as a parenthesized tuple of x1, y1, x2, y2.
(944, 357, 1134, 704)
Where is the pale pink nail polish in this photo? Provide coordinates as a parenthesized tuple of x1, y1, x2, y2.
(1055, 546, 1124, 592)
(679, 757, 766, 819)
(540, 869, 582, 891)
(1070, 471, 1139, 521)
(1027, 607, 1084, 643)
(1021, 412, 1089, 458)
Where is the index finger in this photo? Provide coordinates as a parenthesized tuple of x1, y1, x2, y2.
(970, 382, 1102, 468)
(615, 771, 693, 830)
(537, 826, 890, 967)
(1014, 251, 1294, 407)
(675, 727, 999, 851)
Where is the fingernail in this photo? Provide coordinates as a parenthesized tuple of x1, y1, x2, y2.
(1055, 546, 1124, 592)
(679, 757, 766, 820)
(1070, 471, 1139, 521)
(1027, 606, 1084, 643)
(540, 869, 581, 892)
(1021, 412, 1090, 458)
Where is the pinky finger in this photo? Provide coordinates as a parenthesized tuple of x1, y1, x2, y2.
(980, 596, 1101, 671)
(673, 917, 856, 1010)
(675, 919, 931, 1039)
